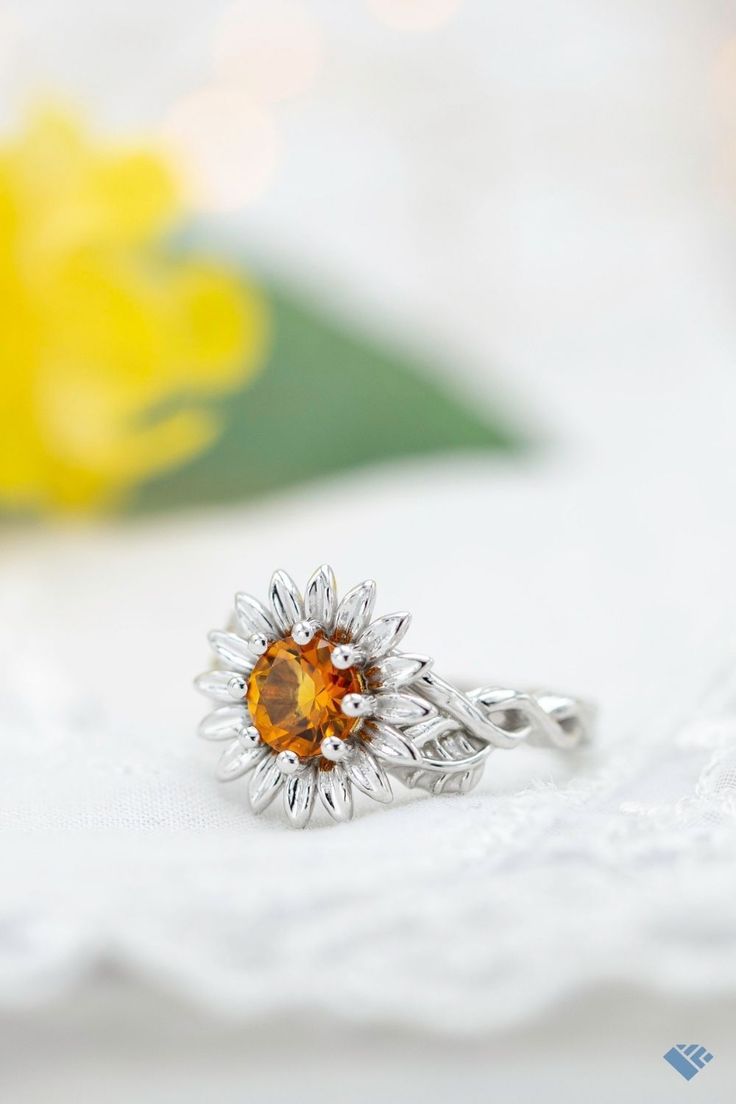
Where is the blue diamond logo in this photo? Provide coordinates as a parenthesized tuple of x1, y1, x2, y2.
(663, 1044, 714, 1080)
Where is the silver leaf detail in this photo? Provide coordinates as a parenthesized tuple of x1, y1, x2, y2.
(343, 744, 392, 804)
(217, 740, 268, 781)
(194, 670, 246, 703)
(334, 580, 376, 641)
(269, 570, 304, 634)
(371, 692, 437, 727)
(367, 653, 433, 690)
(283, 767, 317, 828)
(356, 612, 411, 660)
(198, 704, 250, 741)
(248, 754, 285, 813)
(208, 631, 256, 672)
(234, 592, 277, 640)
(305, 564, 337, 632)
(364, 722, 419, 763)
(317, 765, 354, 822)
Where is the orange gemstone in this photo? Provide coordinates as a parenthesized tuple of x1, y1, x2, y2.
(247, 632, 363, 758)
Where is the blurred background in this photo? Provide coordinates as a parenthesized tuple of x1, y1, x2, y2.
(2, 2, 736, 1101)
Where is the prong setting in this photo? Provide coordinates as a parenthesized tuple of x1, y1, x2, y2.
(227, 675, 247, 700)
(292, 619, 317, 646)
(331, 643, 363, 670)
(239, 725, 262, 748)
(248, 632, 269, 656)
(320, 735, 349, 762)
(341, 693, 375, 718)
(276, 749, 303, 775)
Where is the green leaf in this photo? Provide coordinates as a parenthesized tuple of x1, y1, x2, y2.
(133, 281, 522, 513)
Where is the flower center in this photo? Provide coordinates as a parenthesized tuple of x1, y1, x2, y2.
(247, 632, 364, 758)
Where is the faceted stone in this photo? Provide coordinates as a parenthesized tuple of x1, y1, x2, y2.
(247, 632, 363, 758)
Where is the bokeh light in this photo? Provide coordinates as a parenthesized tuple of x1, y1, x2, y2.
(213, 0, 325, 104)
(367, 0, 463, 32)
(711, 36, 736, 187)
(0, 6, 20, 79)
(161, 87, 279, 213)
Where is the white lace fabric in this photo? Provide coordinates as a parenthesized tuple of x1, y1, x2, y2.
(2, 464, 736, 1033)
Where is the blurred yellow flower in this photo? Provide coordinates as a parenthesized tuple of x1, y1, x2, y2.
(0, 106, 267, 510)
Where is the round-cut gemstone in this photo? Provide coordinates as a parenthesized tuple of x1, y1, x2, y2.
(247, 632, 363, 758)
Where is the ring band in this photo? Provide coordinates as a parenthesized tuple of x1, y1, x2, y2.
(195, 565, 594, 828)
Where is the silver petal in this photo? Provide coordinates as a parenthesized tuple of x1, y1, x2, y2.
(283, 766, 317, 828)
(198, 704, 250, 741)
(334, 580, 376, 641)
(367, 653, 433, 690)
(356, 612, 411, 661)
(343, 744, 393, 804)
(269, 570, 304, 634)
(317, 765, 354, 822)
(217, 740, 268, 781)
(305, 564, 337, 632)
(364, 722, 419, 763)
(248, 753, 285, 813)
(194, 670, 247, 702)
(372, 692, 437, 727)
(208, 631, 256, 672)
(234, 592, 277, 640)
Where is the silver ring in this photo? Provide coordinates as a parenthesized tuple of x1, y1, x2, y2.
(195, 565, 594, 828)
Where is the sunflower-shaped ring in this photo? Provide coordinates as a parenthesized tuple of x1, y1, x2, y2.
(195, 565, 594, 828)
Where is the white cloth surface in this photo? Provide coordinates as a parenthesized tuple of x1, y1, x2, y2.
(2, 441, 736, 1029)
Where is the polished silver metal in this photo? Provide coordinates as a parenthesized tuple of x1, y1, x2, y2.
(195, 566, 594, 827)
(341, 692, 376, 717)
(240, 725, 262, 748)
(320, 734, 349, 762)
(275, 749, 302, 775)
(331, 643, 361, 670)
(291, 619, 317, 646)
(247, 632, 269, 656)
